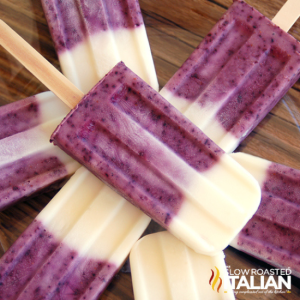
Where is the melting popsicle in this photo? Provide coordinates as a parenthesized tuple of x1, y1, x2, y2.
(230, 152, 300, 278)
(130, 231, 234, 299)
(0, 91, 80, 210)
(160, 0, 300, 153)
(0, 166, 151, 299)
(41, 0, 158, 93)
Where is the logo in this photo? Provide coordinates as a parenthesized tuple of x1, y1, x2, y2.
(227, 266, 292, 295)
(209, 267, 223, 293)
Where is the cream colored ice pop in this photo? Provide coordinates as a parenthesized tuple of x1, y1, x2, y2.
(41, 0, 158, 93)
(0, 91, 80, 210)
(0, 166, 150, 299)
(130, 231, 234, 299)
(230, 152, 300, 278)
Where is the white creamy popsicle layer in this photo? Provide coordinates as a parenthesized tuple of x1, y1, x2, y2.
(0, 166, 151, 299)
(130, 231, 235, 300)
(42, 0, 158, 93)
(0, 91, 80, 210)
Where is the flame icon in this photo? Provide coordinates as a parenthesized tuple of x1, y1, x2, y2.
(209, 267, 222, 293)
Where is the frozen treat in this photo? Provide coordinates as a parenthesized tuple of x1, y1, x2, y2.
(231, 152, 300, 278)
(130, 231, 234, 299)
(0, 166, 150, 299)
(42, 0, 158, 93)
(160, 0, 300, 152)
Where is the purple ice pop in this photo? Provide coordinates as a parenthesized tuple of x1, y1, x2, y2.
(0, 166, 150, 299)
(41, 0, 158, 93)
(160, 0, 300, 153)
(231, 152, 300, 278)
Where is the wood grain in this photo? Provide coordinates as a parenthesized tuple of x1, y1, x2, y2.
(0, 0, 300, 299)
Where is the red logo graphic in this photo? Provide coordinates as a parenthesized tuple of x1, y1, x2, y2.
(209, 267, 223, 293)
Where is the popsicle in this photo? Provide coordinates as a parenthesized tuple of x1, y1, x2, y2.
(130, 231, 234, 299)
(0, 166, 151, 299)
(0, 20, 260, 254)
(160, 0, 300, 153)
(230, 152, 300, 278)
(41, 0, 158, 93)
(0, 91, 80, 210)
(50, 61, 260, 255)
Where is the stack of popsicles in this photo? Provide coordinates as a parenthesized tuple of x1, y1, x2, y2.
(0, 0, 299, 299)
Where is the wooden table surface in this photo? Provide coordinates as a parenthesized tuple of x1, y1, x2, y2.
(0, 0, 300, 299)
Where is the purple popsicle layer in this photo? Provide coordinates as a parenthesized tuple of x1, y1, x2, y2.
(160, 0, 300, 152)
(0, 152, 69, 209)
(0, 92, 80, 210)
(0, 96, 40, 139)
(231, 153, 300, 278)
(42, 0, 144, 53)
(51, 62, 223, 228)
(0, 219, 117, 300)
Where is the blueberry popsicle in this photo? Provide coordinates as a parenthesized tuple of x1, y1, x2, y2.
(230, 152, 300, 278)
(0, 92, 80, 210)
(41, 0, 158, 93)
(51, 62, 261, 255)
(160, 0, 300, 153)
(130, 231, 234, 299)
(0, 166, 151, 299)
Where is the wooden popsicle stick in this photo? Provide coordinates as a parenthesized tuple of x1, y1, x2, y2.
(272, 0, 300, 32)
(0, 20, 84, 109)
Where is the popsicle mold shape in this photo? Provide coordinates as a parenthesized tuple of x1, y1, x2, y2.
(51, 62, 261, 255)
(231, 152, 300, 278)
(160, 0, 300, 153)
(42, 0, 158, 93)
(0, 166, 151, 299)
(130, 231, 235, 299)
(0, 91, 80, 210)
